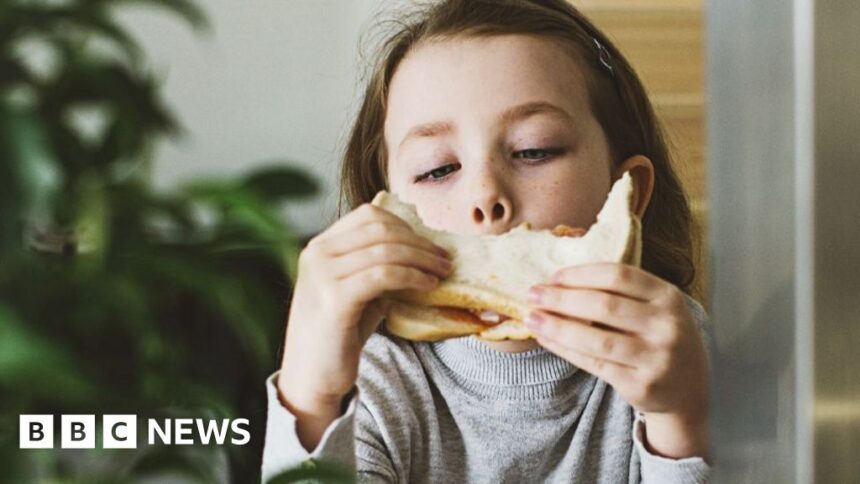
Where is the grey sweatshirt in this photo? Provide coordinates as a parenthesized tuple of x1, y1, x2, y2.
(261, 294, 712, 483)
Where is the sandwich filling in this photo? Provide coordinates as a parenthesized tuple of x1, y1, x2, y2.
(435, 306, 512, 326)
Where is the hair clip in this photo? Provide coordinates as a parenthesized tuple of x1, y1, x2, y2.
(593, 38, 615, 77)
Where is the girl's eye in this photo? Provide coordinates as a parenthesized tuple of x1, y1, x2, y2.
(513, 147, 564, 162)
(413, 148, 563, 184)
(415, 163, 458, 183)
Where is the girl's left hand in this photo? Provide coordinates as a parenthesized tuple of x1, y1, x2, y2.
(524, 262, 710, 425)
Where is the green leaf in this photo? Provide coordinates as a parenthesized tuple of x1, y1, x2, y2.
(73, 171, 110, 262)
(0, 55, 34, 88)
(242, 164, 319, 203)
(139, 254, 272, 370)
(0, 101, 62, 254)
(182, 180, 288, 243)
(129, 444, 223, 483)
(43, 56, 181, 142)
(0, 6, 138, 67)
(283, 238, 301, 286)
(0, 302, 98, 404)
(75, 7, 145, 62)
(266, 460, 356, 484)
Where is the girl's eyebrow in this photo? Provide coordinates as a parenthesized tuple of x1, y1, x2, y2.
(398, 121, 454, 153)
(499, 101, 574, 126)
(397, 101, 573, 154)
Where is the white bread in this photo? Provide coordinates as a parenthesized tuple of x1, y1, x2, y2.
(370, 171, 641, 341)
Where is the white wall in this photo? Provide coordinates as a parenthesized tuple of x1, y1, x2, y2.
(120, 0, 400, 236)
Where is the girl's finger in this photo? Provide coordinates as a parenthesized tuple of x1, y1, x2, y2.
(339, 263, 439, 306)
(319, 203, 396, 238)
(529, 287, 657, 334)
(526, 310, 650, 367)
(331, 243, 452, 280)
(533, 331, 636, 388)
(550, 263, 667, 302)
(356, 298, 391, 343)
(323, 204, 442, 255)
(318, 221, 447, 258)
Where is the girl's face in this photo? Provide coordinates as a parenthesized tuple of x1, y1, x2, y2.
(385, 34, 615, 235)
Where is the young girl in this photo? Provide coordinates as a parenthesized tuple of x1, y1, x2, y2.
(262, 0, 712, 482)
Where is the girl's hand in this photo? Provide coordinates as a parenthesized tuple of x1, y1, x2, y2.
(278, 203, 453, 413)
(523, 262, 710, 459)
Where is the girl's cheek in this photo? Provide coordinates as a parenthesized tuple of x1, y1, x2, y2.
(410, 196, 460, 231)
(423, 211, 462, 232)
(523, 174, 603, 227)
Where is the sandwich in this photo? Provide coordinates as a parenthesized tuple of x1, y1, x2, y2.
(369, 171, 641, 342)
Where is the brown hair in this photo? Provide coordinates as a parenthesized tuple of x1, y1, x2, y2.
(338, 0, 698, 295)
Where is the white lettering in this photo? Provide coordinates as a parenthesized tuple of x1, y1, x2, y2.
(174, 418, 194, 445)
(231, 419, 250, 445)
(195, 418, 230, 445)
(61, 415, 95, 449)
(20, 415, 251, 448)
(19, 415, 53, 449)
(104, 415, 137, 449)
(148, 419, 171, 445)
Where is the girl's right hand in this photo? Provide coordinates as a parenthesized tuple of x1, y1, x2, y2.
(276, 203, 453, 413)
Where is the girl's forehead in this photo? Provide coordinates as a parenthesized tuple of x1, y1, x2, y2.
(384, 34, 593, 144)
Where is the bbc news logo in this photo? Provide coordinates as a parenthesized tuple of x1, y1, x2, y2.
(20, 415, 250, 449)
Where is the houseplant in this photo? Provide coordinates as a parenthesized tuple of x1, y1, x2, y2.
(0, 0, 351, 482)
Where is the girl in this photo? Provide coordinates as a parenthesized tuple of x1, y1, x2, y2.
(262, 0, 711, 482)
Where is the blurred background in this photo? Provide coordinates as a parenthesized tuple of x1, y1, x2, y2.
(1, 0, 857, 483)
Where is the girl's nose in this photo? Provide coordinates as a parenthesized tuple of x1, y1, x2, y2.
(471, 195, 512, 228)
(472, 200, 510, 224)
(467, 157, 514, 231)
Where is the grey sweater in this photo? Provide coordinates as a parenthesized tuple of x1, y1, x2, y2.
(261, 294, 712, 483)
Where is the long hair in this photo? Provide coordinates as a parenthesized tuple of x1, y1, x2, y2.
(338, 0, 698, 295)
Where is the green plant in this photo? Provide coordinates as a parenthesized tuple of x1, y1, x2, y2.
(0, 1, 341, 482)
(265, 461, 356, 484)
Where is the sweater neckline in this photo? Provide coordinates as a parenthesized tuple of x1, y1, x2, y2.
(431, 335, 579, 386)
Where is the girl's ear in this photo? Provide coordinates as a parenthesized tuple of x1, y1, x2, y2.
(614, 155, 655, 219)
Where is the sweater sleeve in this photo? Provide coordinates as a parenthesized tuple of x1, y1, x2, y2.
(632, 411, 711, 483)
(260, 372, 396, 483)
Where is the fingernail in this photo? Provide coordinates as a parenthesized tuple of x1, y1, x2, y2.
(436, 246, 450, 257)
(527, 287, 543, 304)
(524, 311, 544, 328)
